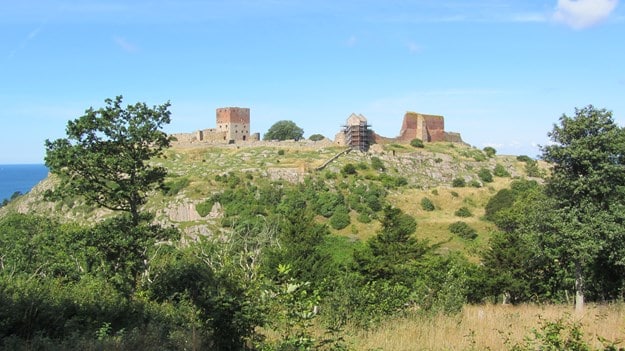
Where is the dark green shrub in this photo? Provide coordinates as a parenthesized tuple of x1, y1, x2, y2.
(330, 206, 351, 230)
(341, 163, 357, 175)
(516, 155, 532, 163)
(470, 180, 482, 188)
(485, 188, 515, 221)
(448, 221, 477, 239)
(454, 206, 473, 217)
(493, 164, 510, 177)
(410, 138, 424, 148)
(450, 191, 459, 198)
(324, 171, 337, 180)
(431, 189, 439, 196)
(421, 197, 435, 211)
(452, 178, 466, 187)
(277, 149, 285, 156)
(357, 212, 372, 223)
(483, 146, 496, 157)
(477, 168, 493, 183)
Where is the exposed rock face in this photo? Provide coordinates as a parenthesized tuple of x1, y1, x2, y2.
(266, 167, 305, 183)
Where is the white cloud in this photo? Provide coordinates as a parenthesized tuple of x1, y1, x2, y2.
(553, 0, 619, 29)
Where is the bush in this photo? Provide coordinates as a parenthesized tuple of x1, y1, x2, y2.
(470, 180, 482, 188)
(525, 159, 544, 178)
(410, 138, 424, 148)
(477, 168, 493, 183)
(341, 163, 357, 176)
(162, 177, 190, 196)
(452, 178, 466, 187)
(454, 207, 473, 217)
(329, 206, 351, 230)
(371, 157, 385, 171)
(195, 199, 215, 217)
(484, 188, 514, 221)
(357, 212, 372, 223)
(450, 191, 459, 198)
(448, 221, 477, 239)
(277, 149, 285, 156)
(516, 155, 532, 163)
(483, 146, 496, 157)
(421, 197, 435, 211)
(493, 164, 510, 177)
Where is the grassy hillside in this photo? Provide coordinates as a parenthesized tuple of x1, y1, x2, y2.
(1, 140, 545, 256)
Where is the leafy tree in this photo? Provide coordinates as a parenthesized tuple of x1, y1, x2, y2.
(263, 120, 304, 141)
(354, 206, 426, 283)
(541, 105, 625, 311)
(308, 133, 325, 141)
(483, 146, 496, 157)
(44, 96, 172, 225)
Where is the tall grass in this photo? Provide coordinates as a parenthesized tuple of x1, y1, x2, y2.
(350, 304, 625, 350)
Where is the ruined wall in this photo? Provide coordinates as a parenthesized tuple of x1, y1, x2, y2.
(216, 107, 251, 141)
(399, 112, 447, 142)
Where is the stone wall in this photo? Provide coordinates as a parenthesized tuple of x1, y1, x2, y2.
(400, 112, 447, 142)
(216, 107, 250, 141)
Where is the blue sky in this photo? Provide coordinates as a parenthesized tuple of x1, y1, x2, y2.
(1, 0, 623, 164)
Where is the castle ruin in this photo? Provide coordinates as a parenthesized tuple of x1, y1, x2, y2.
(336, 113, 372, 152)
(172, 107, 259, 144)
(336, 111, 462, 150)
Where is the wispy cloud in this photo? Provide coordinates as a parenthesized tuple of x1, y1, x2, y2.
(113, 37, 139, 53)
(553, 0, 619, 29)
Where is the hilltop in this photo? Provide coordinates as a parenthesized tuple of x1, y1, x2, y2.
(0, 139, 545, 257)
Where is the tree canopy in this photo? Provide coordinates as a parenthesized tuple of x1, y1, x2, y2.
(44, 96, 172, 225)
(540, 105, 625, 311)
(263, 120, 304, 141)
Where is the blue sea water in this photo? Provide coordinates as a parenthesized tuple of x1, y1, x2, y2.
(0, 164, 49, 202)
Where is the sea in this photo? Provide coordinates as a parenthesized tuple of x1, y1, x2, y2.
(0, 164, 49, 203)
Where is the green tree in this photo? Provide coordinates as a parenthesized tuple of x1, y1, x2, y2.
(44, 96, 172, 225)
(308, 133, 325, 141)
(355, 206, 427, 283)
(263, 120, 304, 141)
(541, 105, 625, 311)
(483, 146, 496, 157)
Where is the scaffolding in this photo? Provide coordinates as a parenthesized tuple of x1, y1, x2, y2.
(343, 119, 371, 152)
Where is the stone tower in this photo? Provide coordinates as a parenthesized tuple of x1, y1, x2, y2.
(216, 107, 250, 142)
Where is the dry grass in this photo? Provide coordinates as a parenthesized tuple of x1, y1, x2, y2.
(348, 304, 625, 350)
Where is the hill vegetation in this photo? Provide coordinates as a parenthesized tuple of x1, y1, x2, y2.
(2, 102, 624, 350)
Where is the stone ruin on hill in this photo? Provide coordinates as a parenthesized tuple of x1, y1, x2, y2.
(171, 107, 260, 145)
(336, 111, 463, 151)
